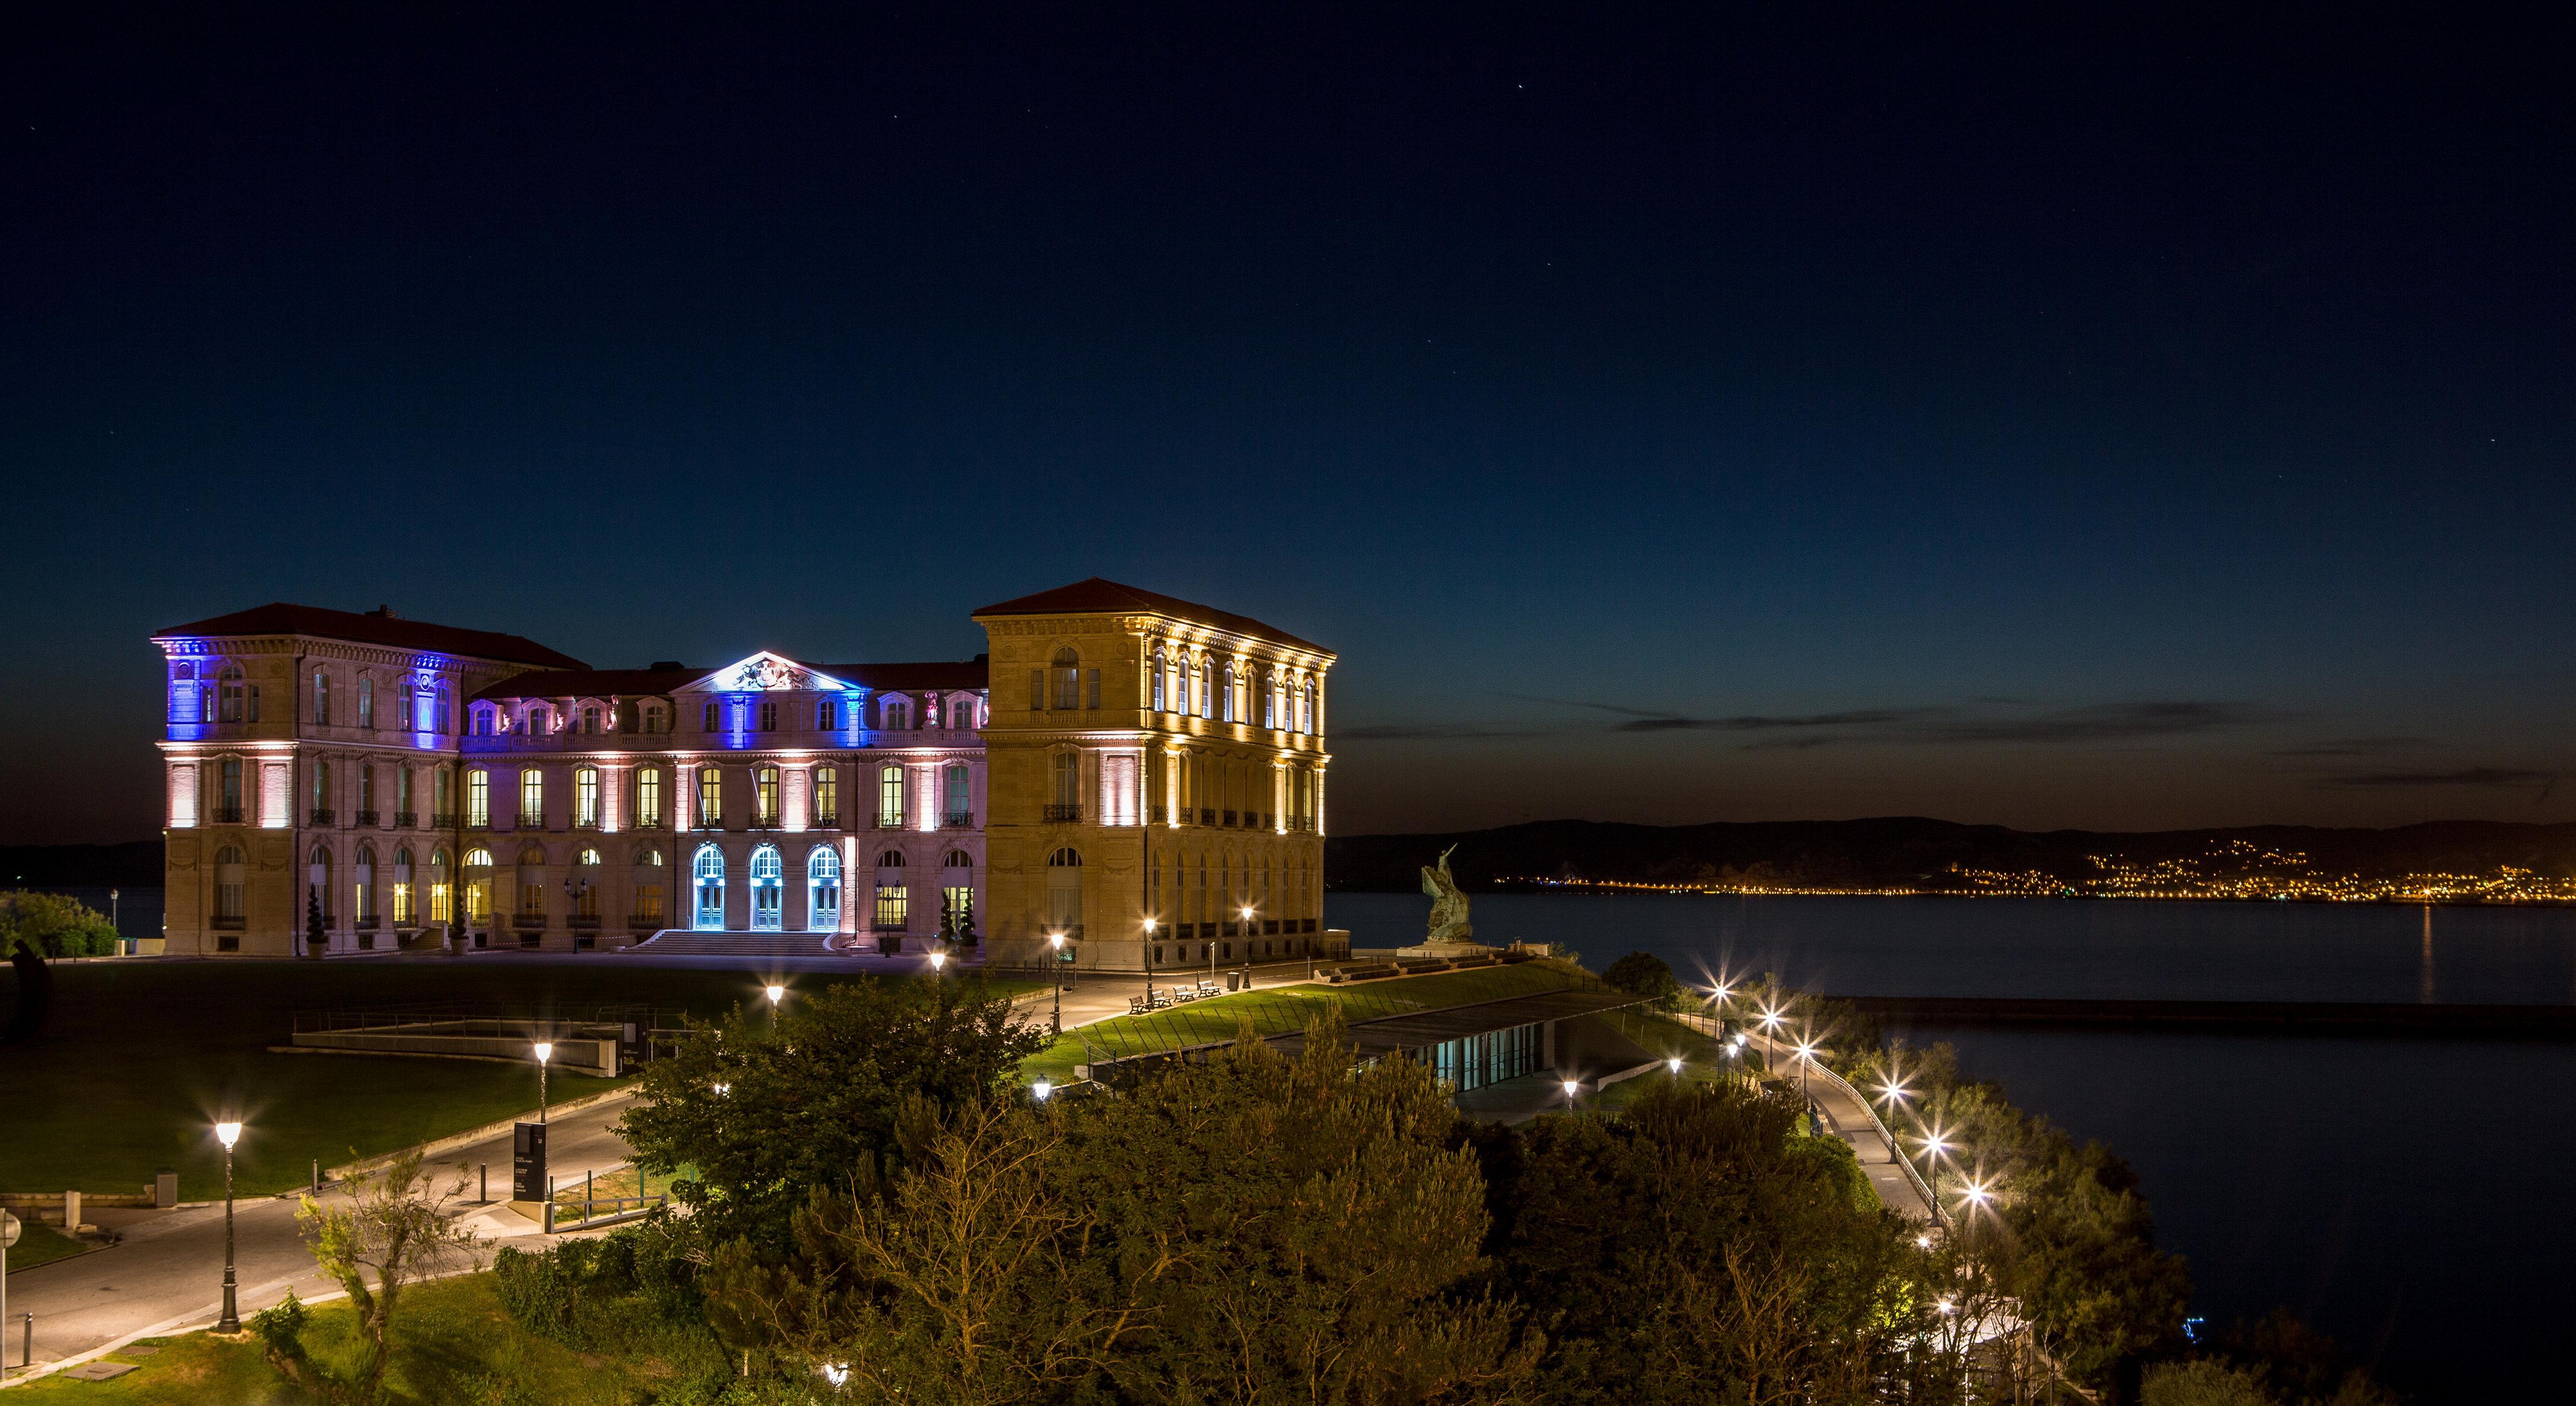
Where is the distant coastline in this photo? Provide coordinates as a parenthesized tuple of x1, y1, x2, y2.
(1326, 816, 2576, 902)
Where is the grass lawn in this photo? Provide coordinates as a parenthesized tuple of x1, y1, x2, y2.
(4, 1220, 94, 1273)
(1020, 959, 1588, 1084)
(1, 1273, 674, 1406)
(0, 959, 1021, 1200)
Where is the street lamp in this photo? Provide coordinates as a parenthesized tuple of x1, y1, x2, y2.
(1239, 905, 1256, 982)
(1142, 917, 1159, 1005)
(1918, 1130, 1951, 1225)
(927, 949, 947, 976)
(533, 1042, 553, 1124)
(764, 983, 785, 1030)
(1047, 931, 1066, 1035)
(1792, 1037, 1817, 1106)
(214, 1118, 244, 1333)
(1561, 1078, 1580, 1113)
(1032, 1078, 1053, 1102)
(1666, 1055, 1682, 1081)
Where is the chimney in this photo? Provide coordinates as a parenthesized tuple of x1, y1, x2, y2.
(368, 605, 399, 619)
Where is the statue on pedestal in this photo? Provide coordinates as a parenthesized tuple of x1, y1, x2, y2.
(1420, 845, 1473, 944)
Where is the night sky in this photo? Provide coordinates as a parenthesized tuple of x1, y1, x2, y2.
(5, 7, 2569, 845)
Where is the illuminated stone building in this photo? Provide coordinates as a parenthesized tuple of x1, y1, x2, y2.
(149, 580, 1334, 968)
(971, 579, 1338, 974)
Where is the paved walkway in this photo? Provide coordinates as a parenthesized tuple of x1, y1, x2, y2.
(1008, 960, 1336, 1035)
(1728, 1018, 1935, 1221)
(1, 1093, 638, 1382)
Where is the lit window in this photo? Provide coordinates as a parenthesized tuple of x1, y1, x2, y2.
(392, 848, 415, 924)
(1151, 649, 1166, 711)
(575, 767, 600, 826)
(428, 848, 452, 922)
(1046, 846, 1083, 936)
(467, 770, 490, 827)
(809, 846, 841, 929)
(520, 769, 544, 826)
(878, 764, 905, 827)
(815, 767, 838, 823)
(697, 767, 722, 826)
(636, 766, 663, 827)
(756, 766, 780, 824)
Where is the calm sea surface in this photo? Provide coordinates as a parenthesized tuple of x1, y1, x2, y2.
(1328, 891, 2576, 1402)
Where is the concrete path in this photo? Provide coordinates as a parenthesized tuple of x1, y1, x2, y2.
(1, 1093, 637, 1380)
(1010, 960, 1336, 1035)
(1734, 1020, 1936, 1222)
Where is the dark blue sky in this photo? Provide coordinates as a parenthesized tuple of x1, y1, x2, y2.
(4, 5, 2569, 843)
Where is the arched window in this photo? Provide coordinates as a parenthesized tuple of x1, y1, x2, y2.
(814, 766, 839, 826)
(472, 705, 496, 737)
(429, 848, 452, 923)
(748, 844, 783, 930)
(1262, 668, 1277, 729)
(219, 665, 246, 723)
(807, 846, 841, 930)
(462, 848, 494, 926)
(874, 848, 909, 932)
(353, 845, 376, 923)
(697, 767, 722, 827)
(575, 766, 600, 827)
(214, 845, 246, 922)
(392, 848, 415, 925)
(1051, 647, 1080, 710)
(692, 844, 726, 928)
(1195, 660, 1213, 719)
(634, 847, 668, 927)
(1046, 846, 1084, 938)
(755, 766, 781, 826)
(943, 848, 974, 870)
(527, 704, 550, 735)
(574, 848, 603, 918)
(877, 763, 906, 827)
(941, 762, 971, 826)
(516, 846, 547, 920)
(1150, 648, 1166, 711)
(308, 844, 333, 921)
(359, 676, 375, 729)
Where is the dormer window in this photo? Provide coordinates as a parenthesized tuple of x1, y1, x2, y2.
(642, 702, 666, 734)
(472, 705, 497, 737)
(526, 705, 550, 735)
(883, 697, 910, 730)
(583, 706, 601, 735)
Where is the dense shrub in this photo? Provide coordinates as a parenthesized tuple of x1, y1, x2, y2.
(0, 891, 118, 958)
(494, 1220, 731, 1392)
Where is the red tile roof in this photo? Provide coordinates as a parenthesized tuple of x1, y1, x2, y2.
(971, 577, 1330, 654)
(153, 603, 588, 670)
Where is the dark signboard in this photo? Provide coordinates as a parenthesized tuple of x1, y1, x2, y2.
(512, 1121, 548, 1202)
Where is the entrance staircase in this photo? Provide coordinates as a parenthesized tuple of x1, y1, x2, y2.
(628, 929, 849, 958)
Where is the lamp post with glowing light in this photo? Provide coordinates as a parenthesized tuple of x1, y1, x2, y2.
(1047, 930, 1066, 1034)
(1918, 1131, 1951, 1227)
(764, 983, 785, 1031)
(214, 1118, 243, 1333)
(1142, 916, 1159, 1004)
(533, 1042, 553, 1123)
(1561, 1077, 1580, 1114)
(1239, 904, 1256, 983)
(928, 949, 947, 977)
(1666, 1055, 1682, 1082)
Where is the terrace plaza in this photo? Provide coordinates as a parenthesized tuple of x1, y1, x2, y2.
(150, 579, 1342, 973)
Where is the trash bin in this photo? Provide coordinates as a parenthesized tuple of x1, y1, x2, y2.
(1226, 970, 1245, 992)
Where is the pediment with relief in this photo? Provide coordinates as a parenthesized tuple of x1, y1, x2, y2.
(679, 651, 857, 694)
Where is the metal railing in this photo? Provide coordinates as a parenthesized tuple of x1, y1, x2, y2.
(394, 811, 418, 828)
(355, 810, 380, 827)
(310, 808, 336, 826)
(1044, 804, 1082, 823)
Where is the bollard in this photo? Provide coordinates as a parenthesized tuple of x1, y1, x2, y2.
(479, 1163, 488, 1204)
(311, 1159, 321, 1195)
(20, 1311, 29, 1369)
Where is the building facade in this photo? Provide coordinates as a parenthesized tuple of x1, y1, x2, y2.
(151, 582, 1332, 969)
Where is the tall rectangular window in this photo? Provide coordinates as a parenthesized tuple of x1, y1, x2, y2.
(397, 767, 414, 817)
(756, 766, 780, 823)
(878, 764, 906, 827)
(759, 701, 778, 732)
(520, 769, 543, 826)
(220, 759, 243, 818)
(697, 767, 722, 826)
(397, 687, 415, 730)
(467, 771, 490, 827)
(358, 677, 374, 729)
(942, 764, 971, 825)
(815, 767, 838, 823)
(817, 699, 836, 730)
(637, 767, 663, 826)
(575, 767, 600, 826)
(313, 670, 330, 724)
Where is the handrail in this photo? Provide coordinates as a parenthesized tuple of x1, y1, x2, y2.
(1678, 1010, 1943, 1220)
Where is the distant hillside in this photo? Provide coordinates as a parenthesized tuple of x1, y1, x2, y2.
(1324, 818, 2576, 893)
(0, 841, 162, 888)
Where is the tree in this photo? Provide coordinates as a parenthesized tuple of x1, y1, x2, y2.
(1487, 1078, 1926, 1406)
(708, 1018, 1536, 1405)
(0, 891, 118, 958)
(292, 1149, 482, 1404)
(617, 976, 1048, 1250)
(1601, 949, 1682, 1009)
(305, 886, 327, 957)
(2142, 1359, 2278, 1406)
